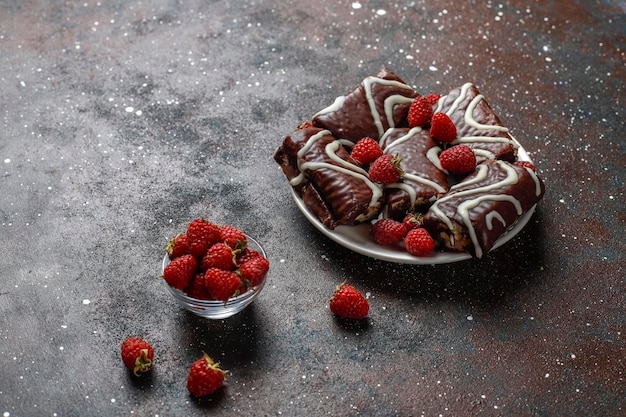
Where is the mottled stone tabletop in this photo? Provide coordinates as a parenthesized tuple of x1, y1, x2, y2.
(1, 1, 624, 416)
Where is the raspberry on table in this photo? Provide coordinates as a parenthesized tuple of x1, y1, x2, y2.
(329, 283, 369, 320)
(120, 337, 154, 376)
(186, 353, 227, 397)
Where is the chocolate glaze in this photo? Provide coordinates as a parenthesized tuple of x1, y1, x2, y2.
(274, 127, 382, 229)
(379, 127, 449, 219)
(312, 68, 418, 143)
(423, 160, 545, 258)
(435, 83, 517, 162)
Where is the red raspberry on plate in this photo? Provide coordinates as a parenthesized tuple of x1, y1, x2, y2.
(514, 160, 537, 173)
(163, 254, 198, 290)
(369, 154, 403, 184)
(351, 137, 383, 165)
(166, 233, 189, 260)
(407, 96, 434, 128)
(404, 228, 435, 257)
(371, 218, 408, 246)
(329, 283, 369, 320)
(204, 267, 242, 302)
(238, 256, 270, 287)
(186, 218, 221, 259)
(402, 212, 424, 231)
(121, 337, 154, 376)
(439, 144, 477, 175)
(430, 112, 457, 143)
(219, 224, 247, 250)
(187, 353, 227, 397)
(424, 93, 441, 106)
(201, 243, 236, 272)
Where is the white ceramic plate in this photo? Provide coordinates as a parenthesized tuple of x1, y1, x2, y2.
(290, 142, 537, 264)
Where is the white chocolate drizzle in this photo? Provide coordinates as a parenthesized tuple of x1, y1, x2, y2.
(313, 75, 415, 139)
(435, 83, 518, 152)
(486, 211, 506, 231)
(465, 94, 509, 132)
(385, 183, 417, 205)
(429, 161, 523, 258)
(289, 129, 382, 207)
(380, 127, 447, 203)
(426, 146, 445, 172)
(313, 96, 345, 119)
(380, 127, 422, 150)
(403, 173, 447, 193)
(525, 166, 543, 197)
(362, 77, 414, 137)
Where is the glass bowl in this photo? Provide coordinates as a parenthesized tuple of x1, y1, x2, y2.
(161, 235, 268, 319)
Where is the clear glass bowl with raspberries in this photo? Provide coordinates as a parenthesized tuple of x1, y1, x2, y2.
(161, 219, 269, 319)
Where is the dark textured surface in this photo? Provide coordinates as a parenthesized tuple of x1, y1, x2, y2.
(1, 1, 624, 416)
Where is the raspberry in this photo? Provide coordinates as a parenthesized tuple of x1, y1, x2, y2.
(404, 228, 435, 257)
(201, 243, 236, 272)
(439, 144, 477, 175)
(514, 160, 537, 173)
(185, 273, 212, 300)
(402, 212, 424, 231)
(120, 337, 154, 376)
(166, 233, 189, 260)
(219, 224, 247, 250)
(204, 268, 242, 302)
(424, 93, 441, 106)
(371, 218, 408, 246)
(407, 96, 434, 127)
(369, 154, 403, 184)
(163, 254, 198, 290)
(351, 137, 383, 165)
(238, 256, 270, 287)
(236, 247, 262, 265)
(187, 218, 221, 259)
(329, 283, 369, 320)
(187, 353, 227, 397)
(430, 112, 457, 143)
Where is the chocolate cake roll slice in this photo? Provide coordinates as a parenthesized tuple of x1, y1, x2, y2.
(379, 127, 449, 219)
(312, 68, 419, 143)
(423, 160, 545, 258)
(274, 127, 383, 229)
(434, 83, 518, 162)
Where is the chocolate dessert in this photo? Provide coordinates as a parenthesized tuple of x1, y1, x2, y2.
(379, 127, 449, 219)
(312, 68, 418, 143)
(434, 83, 518, 162)
(275, 69, 546, 259)
(274, 127, 383, 229)
(422, 160, 545, 258)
